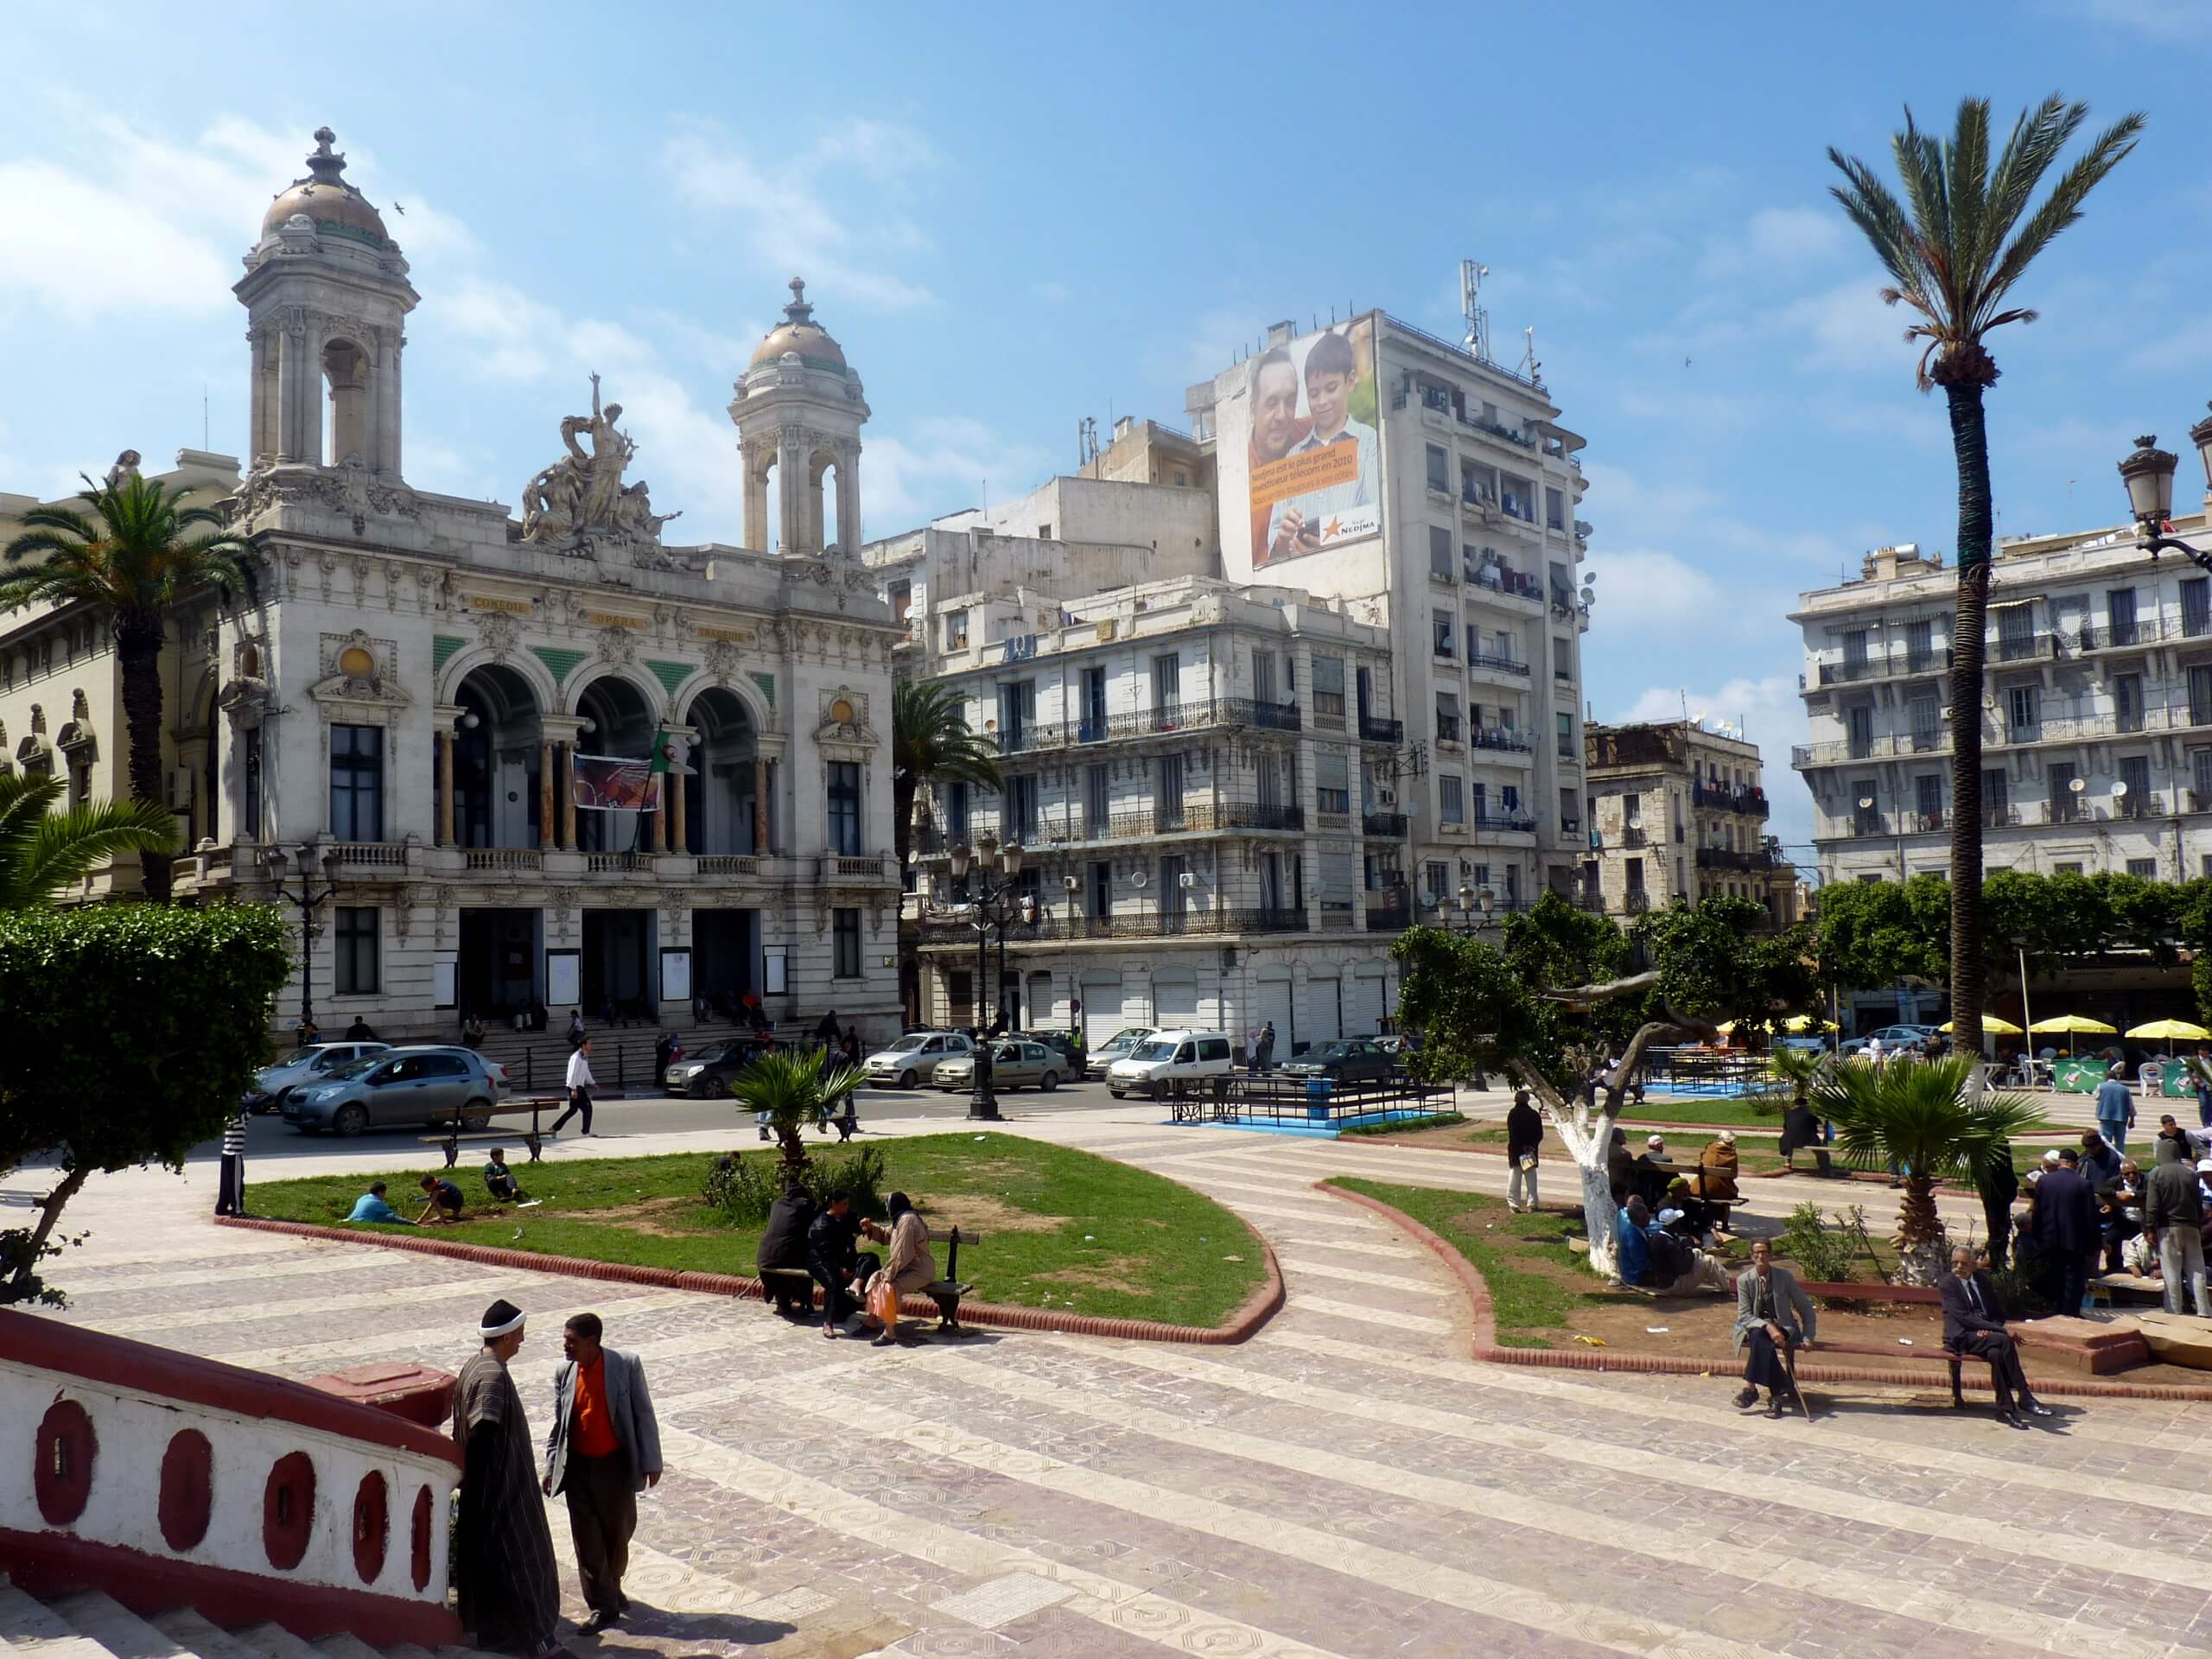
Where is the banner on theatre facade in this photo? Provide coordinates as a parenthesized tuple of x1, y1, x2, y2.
(571, 753, 662, 812)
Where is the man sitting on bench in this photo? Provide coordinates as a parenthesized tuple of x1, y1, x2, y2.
(758, 1185, 817, 1319)
(483, 1149, 527, 1205)
(1941, 1245, 2051, 1428)
(807, 1193, 880, 1339)
(1732, 1239, 1815, 1417)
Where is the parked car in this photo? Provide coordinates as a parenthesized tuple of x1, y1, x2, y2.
(664, 1037, 781, 1099)
(1107, 1030, 1235, 1099)
(933, 1039, 1066, 1094)
(1277, 1039, 1396, 1084)
(1085, 1027, 1157, 1078)
(282, 1046, 509, 1136)
(1773, 1034, 1834, 1056)
(245, 1041, 392, 1113)
(863, 1030, 976, 1088)
(1839, 1023, 1941, 1058)
(1010, 1030, 1083, 1070)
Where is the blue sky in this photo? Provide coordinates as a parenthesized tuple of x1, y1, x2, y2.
(7, 1, 2212, 856)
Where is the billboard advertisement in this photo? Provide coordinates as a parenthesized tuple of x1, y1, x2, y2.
(1217, 317, 1381, 570)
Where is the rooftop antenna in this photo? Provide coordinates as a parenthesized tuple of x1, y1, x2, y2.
(1459, 259, 1491, 362)
(1518, 324, 1541, 384)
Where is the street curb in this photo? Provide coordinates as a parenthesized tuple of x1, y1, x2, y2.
(1310, 1180, 2212, 1402)
(211, 1214, 1284, 1348)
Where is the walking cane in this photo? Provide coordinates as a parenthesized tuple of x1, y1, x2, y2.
(1783, 1340, 1814, 1422)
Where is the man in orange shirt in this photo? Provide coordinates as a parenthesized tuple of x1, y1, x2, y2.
(542, 1313, 663, 1633)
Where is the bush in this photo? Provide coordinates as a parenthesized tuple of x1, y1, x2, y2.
(1775, 1200, 1867, 1286)
(705, 1143, 887, 1225)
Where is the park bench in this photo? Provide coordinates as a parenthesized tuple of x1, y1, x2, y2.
(1795, 1281, 2149, 1395)
(755, 1223, 981, 1332)
(419, 1095, 564, 1166)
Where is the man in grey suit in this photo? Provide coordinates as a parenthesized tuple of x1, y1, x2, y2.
(1732, 1238, 1817, 1417)
(542, 1312, 664, 1633)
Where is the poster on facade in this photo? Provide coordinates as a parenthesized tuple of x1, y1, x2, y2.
(1215, 316, 1381, 570)
(571, 753, 662, 811)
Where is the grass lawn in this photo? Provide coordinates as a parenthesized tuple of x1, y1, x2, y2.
(249, 1134, 1267, 1329)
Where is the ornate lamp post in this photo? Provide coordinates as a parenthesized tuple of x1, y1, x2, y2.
(1429, 881, 1495, 935)
(270, 842, 340, 1041)
(2118, 415, 2212, 566)
(946, 830, 1032, 1121)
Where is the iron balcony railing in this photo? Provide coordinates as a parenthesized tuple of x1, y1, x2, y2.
(1013, 800, 1306, 849)
(1365, 902, 1414, 932)
(1690, 782, 1770, 817)
(917, 906, 1309, 946)
(1695, 846, 1776, 872)
(1361, 810, 1408, 838)
(1470, 728, 1535, 754)
(1467, 810, 1539, 833)
(1358, 714, 1404, 743)
(989, 696, 1301, 753)
(1467, 652, 1531, 677)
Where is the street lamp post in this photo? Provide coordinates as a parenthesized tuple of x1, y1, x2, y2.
(947, 831, 1033, 1122)
(271, 842, 340, 1041)
(1429, 881, 1495, 936)
(2117, 416, 2212, 566)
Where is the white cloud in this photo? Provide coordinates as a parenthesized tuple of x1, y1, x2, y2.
(1615, 674, 1815, 854)
(1697, 206, 1847, 282)
(0, 161, 234, 320)
(1033, 280, 1071, 305)
(866, 423, 1052, 530)
(660, 117, 938, 311)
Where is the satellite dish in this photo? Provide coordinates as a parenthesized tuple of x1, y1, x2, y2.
(1130, 870, 1149, 888)
(1625, 810, 1643, 830)
(2069, 776, 2088, 792)
(2112, 779, 2129, 798)
(1178, 871, 1197, 889)
(1857, 797, 1875, 810)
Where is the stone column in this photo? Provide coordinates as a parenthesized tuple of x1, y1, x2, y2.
(836, 442, 862, 553)
(559, 745, 577, 850)
(385, 334, 404, 480)
(436, 730, 455, 847)
(249, 330, 273, 461)
(276, 322, 307, 463)
(671, 769, 689, 855)
(652, 780, 669, 854)
(538, 741, 556, 850)
(779, 436, 806, 554)
(753, 757, 771, 853)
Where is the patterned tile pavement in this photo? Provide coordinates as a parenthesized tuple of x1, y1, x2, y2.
(29, 1109, 2212, 1658)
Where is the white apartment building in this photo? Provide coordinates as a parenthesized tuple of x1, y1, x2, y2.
(899, 573, 1405, 1052)
(1792, 510, 2212, 887)
(1187, 310, 1592, 919)
(1582, 720, 1795, 925)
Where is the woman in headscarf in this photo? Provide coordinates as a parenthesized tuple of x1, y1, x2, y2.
(861, 1192, 938, 1349)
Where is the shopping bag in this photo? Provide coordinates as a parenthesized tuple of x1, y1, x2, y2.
(868, 1273, 900, 1330)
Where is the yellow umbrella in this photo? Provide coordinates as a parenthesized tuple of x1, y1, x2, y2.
(1940, 1016, 2022, 1035)
(1782, 1014, 1840, 1033)
(2126, 1018, 2212, 1041)
(2028, 1014, 2118, 1035)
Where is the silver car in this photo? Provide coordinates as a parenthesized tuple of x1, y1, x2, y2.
(935, 1040, 1065, 1094)
(863, 1030, 975, 1089)
(245, 1041, 392, 1113)
(1085, 1027, 1156, 1079)
(282, 1046, 509, 1137)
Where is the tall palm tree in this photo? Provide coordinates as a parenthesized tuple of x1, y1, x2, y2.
(892, 679, 1001, 868)
(728, 1045, 867, 1191)
(0, 772, 177, 909)
(1829, 97, 2142, 1058)
(1812, 1055, 2042, 1284)
(2, 473, 250, 901)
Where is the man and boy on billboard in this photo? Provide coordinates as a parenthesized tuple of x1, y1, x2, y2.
(1247, 320, 1380, 568)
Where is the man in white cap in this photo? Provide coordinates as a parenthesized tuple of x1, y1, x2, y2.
(453, 1300, 563, 1656)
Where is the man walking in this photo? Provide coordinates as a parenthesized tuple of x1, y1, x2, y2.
(452, 1300, 562, 1656)
(1505, 1089, 1542, 1214)
(2033, 1146, 2099, 1317)
(2145, 1138, 2209, 1318)
(543, 1313, 662, 1635)
(553, 1037, 597, 1136)
(1255, 1021, 1276, 1074)
(2095, 1065, 2137, 1158)
(1939, 1245, 2050, 1427)
(213, 1105, 248, 1217)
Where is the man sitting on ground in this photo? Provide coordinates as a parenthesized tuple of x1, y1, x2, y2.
(1627, 1198, 1732, 1296)
(346, 1181, 409, 1224)
(2078, 1129, 2122, 1192)
(483, 1149, 527, 1205)
(1939, 1243, 2050, 1428)
(416, 1173, 467, 1225)
(2095, 1158, 2145, 1272)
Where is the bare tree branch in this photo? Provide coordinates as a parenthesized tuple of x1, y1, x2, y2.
(1539, 970, 1659, 1011)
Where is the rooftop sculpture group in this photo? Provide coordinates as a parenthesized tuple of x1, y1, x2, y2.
(521, 373, 680, 562)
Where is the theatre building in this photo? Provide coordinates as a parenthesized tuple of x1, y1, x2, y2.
(0, 130, 901, 1039)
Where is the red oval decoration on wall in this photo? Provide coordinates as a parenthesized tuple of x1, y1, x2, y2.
(34, 1399, 96, 1525)
(410, 1484, 434, 1591)
(158, 1428, 214, 1549)
(352, 1470, 389, 1584)
(262, 1450, 316, 1570)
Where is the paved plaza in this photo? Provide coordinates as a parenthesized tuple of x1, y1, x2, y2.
(28, 1105, 2212, 1659)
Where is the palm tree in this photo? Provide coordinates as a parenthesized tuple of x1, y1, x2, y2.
(1812, 1055, 2042, 1285)
(0, 772, 177, 909)
(892, 679, 1001, 868)
(1, 474, 251, 901)
(1829, 97, 2142, 1058)
(728, 1045, 867, 1191)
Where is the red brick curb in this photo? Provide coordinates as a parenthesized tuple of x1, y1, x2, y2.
(1310, 1182, 2212, 1403)
(213, 1215, 1283, 1347)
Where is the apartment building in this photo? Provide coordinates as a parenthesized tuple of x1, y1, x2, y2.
(1582, 720, 1795, 925)
(1792, 512, 2212, 887)
(901, 575, 1405, 1051)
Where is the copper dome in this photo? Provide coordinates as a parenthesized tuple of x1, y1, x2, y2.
(260, 127, 390, 246)
(748, 277, 846, 371)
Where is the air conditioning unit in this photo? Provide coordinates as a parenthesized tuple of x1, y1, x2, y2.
(167, 769, 194, 810)
(1376, 788, 1396, 806)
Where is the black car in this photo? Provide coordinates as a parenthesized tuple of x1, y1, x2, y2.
(1010, 1031, 1083, 1071)
(1277, 1039, 1396, 1084)
(664, 1038, 779, 1098)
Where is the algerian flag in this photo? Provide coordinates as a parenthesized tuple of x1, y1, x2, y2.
(649, 728, 693, 777)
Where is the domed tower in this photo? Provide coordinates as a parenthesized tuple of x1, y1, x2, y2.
(234, 127, 419, 478)
(728, 277, 869, 555)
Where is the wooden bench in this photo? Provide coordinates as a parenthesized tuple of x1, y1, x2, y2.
(419, 1096, 563, 1166)
(758, 1266, 817, 1319)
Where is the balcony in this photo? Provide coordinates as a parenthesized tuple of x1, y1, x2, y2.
(2070, 617, 2164, 655)
(1850, 813, 1885, 838)
(586, 851, 651, 874)
(1993, 631, 2051, 664)
(1625, 888, 1652, 913)
(327, 841, 408, 870)
(695, 854, 760, 876)
(917, 906, 1310, 946)
(817, 855, 889, 882)
(1468, 810, 1539, 833)
(465, 848, 542, 872)
(1361, 810, 1408, 838)
(1365, 901, 1414, 932)
(1358, 714, 1404, 743)
(1814, 645, 1954, 688)
(1690, 782, 1770, 817)
(991, 696, 1302, 753)
(1618, 826, 1649, 849)
(1470, 727, 1535, 754)
(1694, 846, 1776, 872)
(2186, 608, 2212, 639)
(1466, 652, 1530, 679)
(1034, 800, 1306, 847)
(1984, 804, 2019, 828)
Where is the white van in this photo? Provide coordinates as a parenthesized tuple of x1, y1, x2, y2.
(1106, 1029, 1235, 1099)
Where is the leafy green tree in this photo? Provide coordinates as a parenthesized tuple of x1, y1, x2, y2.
(1, 473, 250, 901)
(728, 1045, 867, 1192)
(892, 679, 1002, 869)
(0, 772, 177, 909)
(1812, 1055, 2043, 1284)
(0, 903, 291, 1304)
(1829, 96, 2142, 1058)
(1813, 874, 1948, 992)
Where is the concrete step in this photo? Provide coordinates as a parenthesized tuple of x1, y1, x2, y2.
(307, 1634, 384, 1659)
(146, 1611, 257, 1659)
(222, 1626, 325, 1659)
(0, 1582, 84, 1648)
(45, 1594, 191, 1659)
